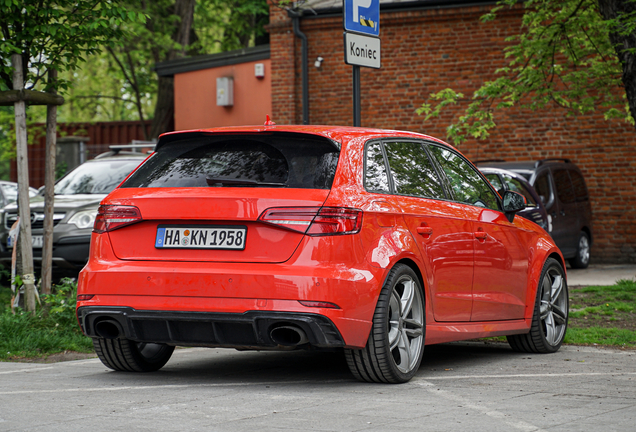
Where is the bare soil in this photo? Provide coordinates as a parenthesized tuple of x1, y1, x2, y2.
(10, 351, 97, 363)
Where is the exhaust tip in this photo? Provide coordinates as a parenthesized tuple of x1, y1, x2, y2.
(94, 320, 122, 339)
(270, 325, 309, 346)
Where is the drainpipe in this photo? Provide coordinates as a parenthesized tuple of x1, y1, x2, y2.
(289, 8, 309, 125)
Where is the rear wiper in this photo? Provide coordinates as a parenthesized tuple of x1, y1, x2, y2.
(205, 176, 287, 187)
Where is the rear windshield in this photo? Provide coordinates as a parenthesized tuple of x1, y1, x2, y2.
(121, 133, 340, 189)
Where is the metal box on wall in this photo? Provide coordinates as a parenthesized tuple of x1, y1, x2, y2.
(216, 77, 234, 106)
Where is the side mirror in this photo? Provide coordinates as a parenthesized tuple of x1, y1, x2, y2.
(37, 186, 45, 196)
(503, 190, 526, 222)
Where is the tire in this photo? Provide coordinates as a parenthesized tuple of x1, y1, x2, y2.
(345, 264, 425, 383)
(569, 231, 590, 269)
(93, 338, 175, 372)
(507, 258, 568, 353)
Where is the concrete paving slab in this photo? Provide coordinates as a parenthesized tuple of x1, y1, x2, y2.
(567, 264, 636, 286)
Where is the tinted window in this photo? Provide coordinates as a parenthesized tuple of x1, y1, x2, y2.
(123, 134, 339, 189)
(365, 142, 390, 193)
(569, 170, 588, 202)
(533, 173, 552, 205)
(54, 159, 143, 195)
(429, 146, 498, 210)
(503, 175, 537, 206)
(384, 141, 445, 199)
(553, 169, 575, 204)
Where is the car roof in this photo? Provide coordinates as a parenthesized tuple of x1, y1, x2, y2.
(479, 167, 533, 184)
(156, 124, 451, 151)
(91, 152, 148, 161)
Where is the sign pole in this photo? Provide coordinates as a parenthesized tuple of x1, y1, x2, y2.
(353, 65, 361, 127)
(344, 0, 380, 128)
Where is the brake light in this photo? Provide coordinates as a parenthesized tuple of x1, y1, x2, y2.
(258, 207, 362, 236)
(93, 205, 142, 233)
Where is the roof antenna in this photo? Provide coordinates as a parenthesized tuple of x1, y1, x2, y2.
(264, 115, 276, 126)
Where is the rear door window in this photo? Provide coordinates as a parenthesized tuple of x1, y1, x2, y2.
(364, 142, 390, 193)
(122, 134, 340, 189)
(383, 141, 446, 199)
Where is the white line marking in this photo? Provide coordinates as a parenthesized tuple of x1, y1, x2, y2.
(420, 372, 636, 380)
(417, 380, 547, 432)
(0, 380, 348, 396)
(0, 367, 54, 375)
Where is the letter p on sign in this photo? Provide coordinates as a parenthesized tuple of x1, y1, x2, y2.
(353, 0, 373, 22)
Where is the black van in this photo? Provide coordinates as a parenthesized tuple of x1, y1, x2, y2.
(476, 159, 592, 269)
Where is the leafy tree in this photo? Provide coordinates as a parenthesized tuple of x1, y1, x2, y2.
(73, 0, 269, 139)
(0, 0, 145, 308)
(0, 1, 145, 94)
(418, 0, 636, 144)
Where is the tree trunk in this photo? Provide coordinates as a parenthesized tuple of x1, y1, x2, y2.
(597, 0, 636, 127)
(150, 76, 175, 138)
(41, 69, 58, 295)
(149, 0, 196, 138)
(12, 54, 37, 313)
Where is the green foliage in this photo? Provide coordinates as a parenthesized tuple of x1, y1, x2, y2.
(418, 0, 636, 144)
(203, 0, 270, 51)
(0, 0, 146, 93)
(0, 278, 93, 360)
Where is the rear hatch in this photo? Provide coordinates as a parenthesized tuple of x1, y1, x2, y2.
(103, 132, 341, 263)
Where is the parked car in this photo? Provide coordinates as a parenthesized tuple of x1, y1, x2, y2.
(479, 167, 549, 231)
(0, 182, 38, 257)
(1, 152, 148, 279)
(475, 159, 592, 269)
(76, 125, 568, 383)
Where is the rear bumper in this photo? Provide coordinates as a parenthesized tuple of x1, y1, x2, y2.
(77, 306, 344, 349)
(77, 232, 383, 348)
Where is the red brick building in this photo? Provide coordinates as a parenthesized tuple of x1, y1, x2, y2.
(267, 0, 636, 264)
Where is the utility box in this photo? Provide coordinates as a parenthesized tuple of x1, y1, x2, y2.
(255, 63, 265, 78)
(216, 77, 234, 106)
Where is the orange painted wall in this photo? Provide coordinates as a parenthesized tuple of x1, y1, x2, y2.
(174, 59, 271, 130)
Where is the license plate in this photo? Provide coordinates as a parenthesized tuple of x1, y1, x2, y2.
(155, 226, 247, 250)
(7, 235, 43, 249)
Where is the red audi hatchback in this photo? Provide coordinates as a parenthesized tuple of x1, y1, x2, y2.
(76, 124, 568, 383)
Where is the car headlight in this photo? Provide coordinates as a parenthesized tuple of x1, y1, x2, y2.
(68, 209, 98, 229)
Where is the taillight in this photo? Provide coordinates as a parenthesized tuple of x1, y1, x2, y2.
(93, 205, 142, 233)
(258, 207, 362, 236)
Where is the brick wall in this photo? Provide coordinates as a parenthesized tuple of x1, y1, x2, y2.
(269, 4, 636, 264)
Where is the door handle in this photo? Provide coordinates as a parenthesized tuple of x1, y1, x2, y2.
(474, 231, 488, 240)
(416, 226, 433, 236)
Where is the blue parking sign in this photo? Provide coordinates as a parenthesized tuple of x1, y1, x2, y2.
(344, 0, 380, 37)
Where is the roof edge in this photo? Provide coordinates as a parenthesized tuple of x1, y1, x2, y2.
(154, 45, 270, 77)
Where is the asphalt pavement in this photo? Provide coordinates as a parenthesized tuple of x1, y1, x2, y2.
(1, 343, 635, 431)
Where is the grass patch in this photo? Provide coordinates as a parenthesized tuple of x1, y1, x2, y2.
(476, 279, 636, 348)
(564, 327, 636, 347)
(0, 279, 93, 361)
